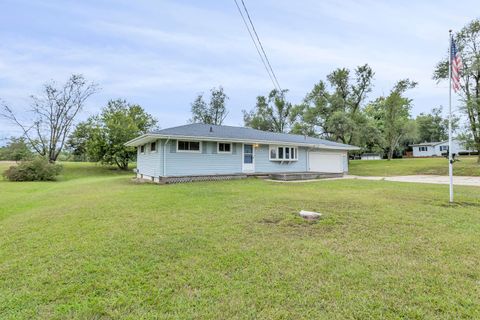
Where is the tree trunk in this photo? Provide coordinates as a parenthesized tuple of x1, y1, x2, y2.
(476, 142, 480, 163)
(387, 148, 394, 161)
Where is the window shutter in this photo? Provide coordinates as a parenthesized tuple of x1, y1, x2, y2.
(232, 143, 237, 155)
(212, 142, 217, 154)
(202, 141, 208, 154)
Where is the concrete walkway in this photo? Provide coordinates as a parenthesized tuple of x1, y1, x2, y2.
(346, 175, 480, 187)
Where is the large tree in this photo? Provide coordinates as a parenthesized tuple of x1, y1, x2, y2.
(190, 86, 228, 125)
(415, 106, 458, 143)
(366, 79, 417, 160)
(243, 89, 292, 133)
(290, 64, 374, 145)
(434, 19, 480, 161)
(70, 99, 157, 170)
(1, 74, 98, 162)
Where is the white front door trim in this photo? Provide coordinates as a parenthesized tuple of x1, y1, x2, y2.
(242, 143, 255, 173)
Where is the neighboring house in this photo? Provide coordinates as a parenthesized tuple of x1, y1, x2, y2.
(360, 153, 382, 160)
(410, 139, 472, 157)
(125, 123, 359, 182)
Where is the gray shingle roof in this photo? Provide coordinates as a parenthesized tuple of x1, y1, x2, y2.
(141, 123, 357, 150)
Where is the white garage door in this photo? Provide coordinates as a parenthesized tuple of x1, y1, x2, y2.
(309, 151, 344, 173)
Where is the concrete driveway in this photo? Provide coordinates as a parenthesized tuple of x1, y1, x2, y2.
(347, 175, 480, 187)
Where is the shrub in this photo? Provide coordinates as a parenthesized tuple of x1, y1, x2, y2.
(2, 158, 63, 181)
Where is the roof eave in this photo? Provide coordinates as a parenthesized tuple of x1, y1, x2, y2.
(125, 133, 359, 150)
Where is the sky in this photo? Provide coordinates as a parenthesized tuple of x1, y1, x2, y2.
(0, 0, 477, 141)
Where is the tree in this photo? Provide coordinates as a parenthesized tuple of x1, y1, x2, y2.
(1, 74, 98, 162)
(190, 86, 228, 125)
(243, 89, 292, 133)
(0, 137, 32, 161)
(66, 121, 94, 161)
(71, 99, 157, 170)
(366, 79, 418, 160)
(291, 64, 374, 145)
(415, 106, 458, 143)
(434, 19, 480, 161)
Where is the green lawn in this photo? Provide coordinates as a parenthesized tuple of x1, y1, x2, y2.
(1, 162, 480, 319)
(350, 156, 480, 176)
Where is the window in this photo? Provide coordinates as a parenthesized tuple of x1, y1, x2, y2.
(217, 142, 232, 153)
(270, 148, 277, 159)
(440, 145, 448, 151)
(177, 140, 201, 152)
(150, 142, 156, 152)
(269, 146, 298, 161)
(140, 145, 145, 153)
(419, 146, 428, 152)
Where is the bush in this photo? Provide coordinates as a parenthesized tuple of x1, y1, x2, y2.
(2, 158, 63, 181)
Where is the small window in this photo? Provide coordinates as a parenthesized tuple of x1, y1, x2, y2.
(440, 146, 448, 151)
(140, 145, 145, 153)
(285, 147, 290, 159)
(270, 148, 277, 159)
(177, 140, 201, 152)
(150, 142, 156, 152)
(278, 147, 284, 159)
(218, 142, 232, 153)
(419, 146, 427, 152)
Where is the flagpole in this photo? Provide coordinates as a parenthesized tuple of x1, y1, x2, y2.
(448, 30, 454, 203)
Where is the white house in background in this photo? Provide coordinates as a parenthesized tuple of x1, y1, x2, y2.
(410, 139, 471, 157)
(125, 123, 359, 183)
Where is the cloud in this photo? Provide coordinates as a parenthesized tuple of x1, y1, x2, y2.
(0, 0, 478, 134)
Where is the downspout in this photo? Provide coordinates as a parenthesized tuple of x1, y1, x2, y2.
(306, 147, 310, 171)
(163, 137, 170, 177)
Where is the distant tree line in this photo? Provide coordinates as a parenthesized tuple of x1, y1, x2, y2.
(191, 67, 461, 160)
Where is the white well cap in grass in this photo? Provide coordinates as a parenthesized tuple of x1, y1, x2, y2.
(299, 210, 322, 220)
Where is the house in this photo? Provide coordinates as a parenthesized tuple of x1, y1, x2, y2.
(360, 153, 382, 160)
(410, 139, 472, 157)
(125, 123, 359, 182)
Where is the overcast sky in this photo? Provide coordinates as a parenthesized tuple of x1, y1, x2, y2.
(0, 0, 477, 140)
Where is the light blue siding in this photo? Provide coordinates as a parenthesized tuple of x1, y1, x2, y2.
(254, 144, 308, 172)
(136, 139, 163, 177)
(136, 139, 345, 177)
(164, 140, 242, 176)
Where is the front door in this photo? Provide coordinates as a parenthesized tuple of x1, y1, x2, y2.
(242, 144, 255, 173)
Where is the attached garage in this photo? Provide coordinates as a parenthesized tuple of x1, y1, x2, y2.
(308, 151, 347, 173)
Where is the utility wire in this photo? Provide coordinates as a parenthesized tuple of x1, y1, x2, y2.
(233, 0, 281, 92)
(240, 0, 282, 92)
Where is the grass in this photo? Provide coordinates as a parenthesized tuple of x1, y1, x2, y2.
(349, 156, 480, 177)
(1, 162, 480, 319)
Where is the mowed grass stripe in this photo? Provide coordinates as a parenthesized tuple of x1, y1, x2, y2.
(349, 156, 480, 176)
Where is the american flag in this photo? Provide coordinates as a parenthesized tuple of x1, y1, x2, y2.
(451, 39, 463, 92)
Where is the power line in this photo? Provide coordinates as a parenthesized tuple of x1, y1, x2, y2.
(240, 0, 282, 92)
(233, 0, 281, 92)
